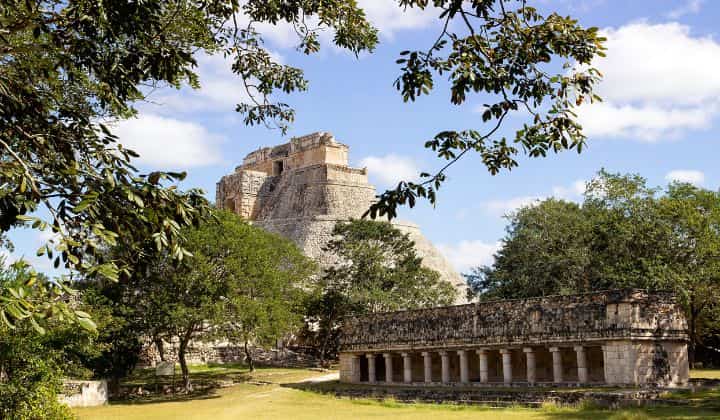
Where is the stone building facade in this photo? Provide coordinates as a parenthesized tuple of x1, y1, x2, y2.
(216, 132, 467, 301)
(338, 290, 689, 387)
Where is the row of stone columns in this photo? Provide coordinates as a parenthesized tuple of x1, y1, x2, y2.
(352, 345, 592, 385)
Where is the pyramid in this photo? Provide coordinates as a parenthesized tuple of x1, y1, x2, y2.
(216, 132, 466, 303)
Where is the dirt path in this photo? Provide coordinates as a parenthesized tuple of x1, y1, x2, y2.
(303, 372, 339, 383)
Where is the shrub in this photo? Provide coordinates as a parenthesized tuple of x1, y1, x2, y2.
(0, 326, 74, 420)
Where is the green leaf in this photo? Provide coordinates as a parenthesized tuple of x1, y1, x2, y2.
(77, 316, 97, 332)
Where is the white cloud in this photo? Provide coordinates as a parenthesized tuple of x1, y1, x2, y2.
(112, 114, 225, 169)
(150, 53, 257, 114)
(577, 22, 720, 141)
(234, 12, 300, 49)
(481, 196, 541, 215)
(537, 0, 606, 13)
(235, 1, 438, 51)
(360, 154, 420, 187)
(358, 1, 438, 39)
(593, 22, 720, 105)
(480, 180, 586, 216)
(578, 102, 715, 141)
(437, 240, 500, 273)
(667, 0, 703, 19)
(665, 169, 705, 185)
(552, 179, 587, 200)
(149, 3, 437, 114)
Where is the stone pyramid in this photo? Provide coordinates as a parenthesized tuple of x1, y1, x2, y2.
(216, 132, 466, 303)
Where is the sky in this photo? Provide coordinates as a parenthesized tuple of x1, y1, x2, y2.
(7, 0, 720, 276)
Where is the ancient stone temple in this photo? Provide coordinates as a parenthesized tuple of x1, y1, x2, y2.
(338, 290, 690, 387)
(216, 132, 466, 301)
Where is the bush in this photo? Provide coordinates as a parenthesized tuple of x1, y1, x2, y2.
(0, 326, 74, 420)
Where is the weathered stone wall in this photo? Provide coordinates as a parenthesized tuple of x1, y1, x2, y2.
(216, 170, 270, 219)
(340, 290, 688, 352)
(338, 290, 689, 387)
(240, 132, 349, 174)
(603, 341, 689, 386)
(339, 353, 353, 381)
(253, 164, 376, 221)
(216, 132, 468, 301)
(139, 340, 318, 368)
(60, 380, 108, 408)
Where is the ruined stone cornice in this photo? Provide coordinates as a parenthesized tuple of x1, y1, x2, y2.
(339, 290, 688, 352)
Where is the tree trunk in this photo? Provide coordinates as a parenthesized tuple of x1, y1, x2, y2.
(178, 328, 194, 392)
(108, 376, 121, 396)
(244, 340, 254, 372)
(318, 314, 337, 367)
(319, 332, 330, 367)
(154, 336, 166, 362)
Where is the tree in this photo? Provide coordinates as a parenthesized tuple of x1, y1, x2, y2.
(656, 184, 720, 364)
(0, 259, 93, 420)
(0, 324, 75, 420)
(0, 257, 96, 334)
(470, 171, 720, 364)
(308, 219, 457, 363)
(0, 0, 374, 328)
(0, 1, 605, 323)
(77, 285, 145, 393)
(367, 1, 605, 218)
(125, 210, 315, 390)
(583, 171, 671, 291)
(201, 213, 316, 372)
(2, 0, 605, 333)
(466, 198, 594, 300)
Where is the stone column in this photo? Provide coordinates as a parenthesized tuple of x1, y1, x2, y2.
(500, 349, 513, 384)
(458, 350, 469, 384)
(476, 349, 489, 383)
(383, 353, 394, 383)
(601, 345, 610, 385)
(401, 353, 413, 384)
(422, 352, 432, 383)
(574, 345, 588, 383)
(523, 347, 536, 384)
(439, 351, 451, 384)
(350, 354, 361, 383)
(549, 347, 563, 384)
(367, 354, 376, 384)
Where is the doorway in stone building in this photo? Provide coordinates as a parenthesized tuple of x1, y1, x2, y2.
(359, 356, 368, 382)
(273, 160, 284, 175)
(587, 346, 606, 382)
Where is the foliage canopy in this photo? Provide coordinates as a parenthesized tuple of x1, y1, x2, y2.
(469, 170, 720, 363)
(0, 0, 374, 329)
(307, 219, 457, 361)
(102, 210, 316, 389)
(0, 0, 604, 329)
(367, 0, 605, 218)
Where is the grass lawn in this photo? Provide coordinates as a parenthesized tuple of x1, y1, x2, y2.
(691, 369, 720, 380)
(75, 367, 720, 420)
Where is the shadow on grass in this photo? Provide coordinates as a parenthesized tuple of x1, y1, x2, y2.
(109, 390, 223, 406)
(110, 365, 326, 406)
(283, 380, 720, 419)
(282, 380, 620, 395)
(110, 363, 262, 406)
(540, 404, 720, 420)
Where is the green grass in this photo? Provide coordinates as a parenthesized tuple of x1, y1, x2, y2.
(691, 369, 720, 380)
(75, 368, 720, 420)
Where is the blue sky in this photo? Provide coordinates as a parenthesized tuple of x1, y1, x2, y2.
(7, 0, 720, 275)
